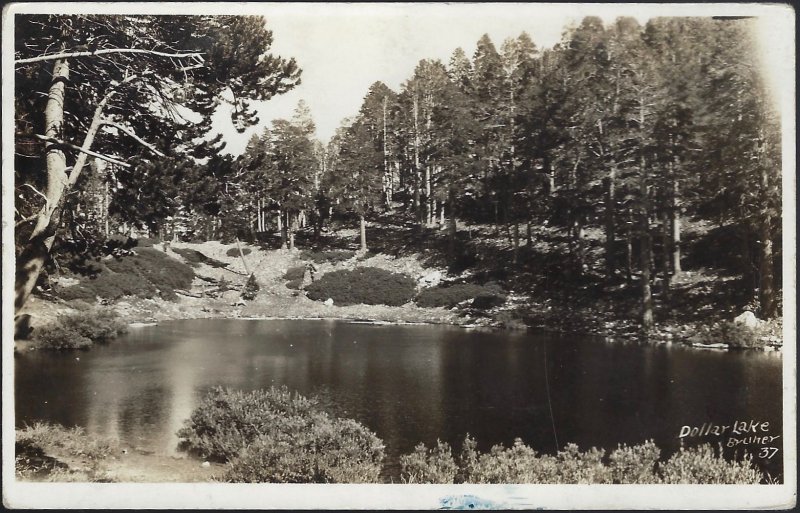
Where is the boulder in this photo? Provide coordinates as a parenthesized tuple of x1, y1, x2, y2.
(323, 298, 334, 307)
(418, 270, 443, 288)
(733, 310, 759, 328)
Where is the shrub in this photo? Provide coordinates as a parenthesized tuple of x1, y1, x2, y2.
(241, 274, 260, 300)
(226, 247, 252, 258)
(415, 283, 506, 309)
(225, 418, 384, 483)
(461, 438, 559, 484)
(306, 268, 416, 306)
(690, 319, 780, 349)
(33, 309, 127, 350)
(404, 437, 765, 484)
(300, 250, 355, 264)
(400, 440, 458, 483)
(659, 444, 762, 484)
(609, 440, 660, 484)
(33, 324, 93, 350)
(283, 266, 306, 290)
(178, 387, 385, 483)
(172, 247, 228, 268)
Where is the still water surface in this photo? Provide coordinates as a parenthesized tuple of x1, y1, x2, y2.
(15, 319, 783, 479)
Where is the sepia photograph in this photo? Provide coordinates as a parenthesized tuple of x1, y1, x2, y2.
(2, 2, 795, 509)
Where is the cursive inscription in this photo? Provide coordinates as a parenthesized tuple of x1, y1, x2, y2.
(678, 420, 780, 459)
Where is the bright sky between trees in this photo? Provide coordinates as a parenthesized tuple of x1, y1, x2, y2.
(208, 3, 788, 155)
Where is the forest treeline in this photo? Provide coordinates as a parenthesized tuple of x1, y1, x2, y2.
(15, 15, 782, 332)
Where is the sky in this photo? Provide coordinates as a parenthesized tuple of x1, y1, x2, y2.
(207, 3, 792, 156)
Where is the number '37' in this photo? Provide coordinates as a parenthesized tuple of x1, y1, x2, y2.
(758, 447, 779, 459)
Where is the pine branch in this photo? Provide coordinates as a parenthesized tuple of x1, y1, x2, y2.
(15, 48, 204, 65)
(26, 133, 131, 168)
(101, 120, 166, 157)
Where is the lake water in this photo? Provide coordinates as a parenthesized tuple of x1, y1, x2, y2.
(15, 319, 784, 480)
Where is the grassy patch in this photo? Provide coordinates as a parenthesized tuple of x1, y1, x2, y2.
(415, 282, 506, 309)
(177, 387, 384, 483)
(306, 267, 416, 306)
(32, 308, 128, 350)
(16, 422, 118, 482)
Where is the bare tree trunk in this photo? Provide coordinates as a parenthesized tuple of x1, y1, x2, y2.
(359, 214, 367, 252)
(639, 157, 654, 332)
(447, 188, 458, 256)
(661, 207, 671, 303)
(279, 209, 287, 249)
(575, 218, 585, 277)
(15, 58, 70, 315)
(16, 59, 112, 317)
(758, 162, 776, 319)
(288, 212, 296, 250)
(671, 179, 682, 276)
(603, 171, 616, 281)
(512, 222, 520, 265)
(383, 96, 391, 208)
(235, 237, 251, 275)
(626, 208, 634, 284)
(413, 94, 423, 227)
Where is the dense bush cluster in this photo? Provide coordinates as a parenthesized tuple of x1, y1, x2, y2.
(306, 268, 416, 306)
(691, 318, 782, 349)
(177, 387, 385, 483)
(226, 247, 252, 258)
(283, 266, 307, 290)
(415, 282, 506, 309)
(32, 308, 128, 350)
(400, 437, 764, 484)
(56, 248, 195, 302)
(300, 249, 355, 264)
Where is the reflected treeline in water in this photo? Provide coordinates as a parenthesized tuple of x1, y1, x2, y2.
(15, 319, 783, 479)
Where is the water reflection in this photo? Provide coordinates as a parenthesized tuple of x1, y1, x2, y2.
(15, 319, 783, 479)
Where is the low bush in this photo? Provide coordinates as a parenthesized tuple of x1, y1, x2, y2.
(402, 437, 764, 484)
(33, 309, 127, 350)
(226, 247, 252, 258)
(300, 249, 355, 264)
(305, 267, 416, 306)
(415, 283, 506, 309)
(283, 266, 307, 290)
(691, 318, 781, 349)
(225, 418, 384, 483)
(177, 387, 385, 483)
(660, 444, 762, 484)
(400, 440, 458, 483)
(172, 247, 228, 268)
(608, 440, 661, 484)
(56, 249, 195, 303)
